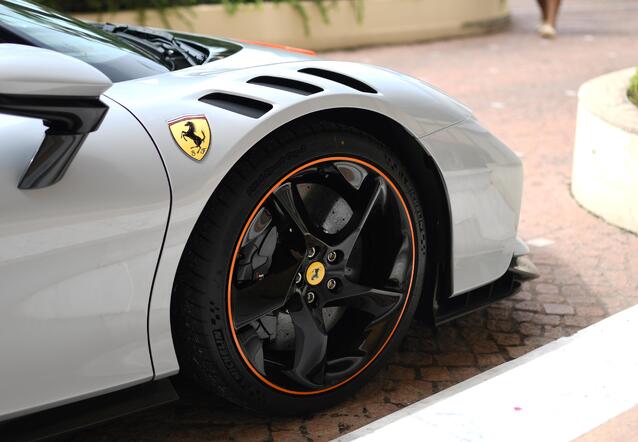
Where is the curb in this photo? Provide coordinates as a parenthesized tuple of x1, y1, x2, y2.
(336, 305, 638, 441)
(571, 68, 638, 235)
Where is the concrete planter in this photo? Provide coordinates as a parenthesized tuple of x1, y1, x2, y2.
(572, 68, 638, 234)
(75, 0, 509, 51)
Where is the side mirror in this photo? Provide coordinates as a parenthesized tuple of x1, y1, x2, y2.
(0, 44, 113, 189)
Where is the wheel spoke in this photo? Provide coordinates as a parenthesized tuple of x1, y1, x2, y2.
(235, 208, 276, 282)
(332, 161, 369, 191)
(290, 162, 365, 200)
(283, 295, 328, 388)
(232, 262, 303, 329)
(324, 356, 365, 383)
(387, 235, 412, 289)
(338, 177, 387, 256)
(237, 327, 265, 374)
(272, 182, 310, 236)
(311, 163, 363, 202)
(325, 280, 403, 318)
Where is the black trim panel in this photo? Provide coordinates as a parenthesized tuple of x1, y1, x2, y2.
(434, 255, 539, 325)
(247, 76, 324, 96)
(435, 270, 520, 325)
(0, 380, 178, 441)
(298, 68, 377, 94)
(200, 92, 273, 119)
(0, 94, 109, 189)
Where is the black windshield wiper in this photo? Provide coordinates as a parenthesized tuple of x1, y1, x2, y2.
(94, 23, 208, 70)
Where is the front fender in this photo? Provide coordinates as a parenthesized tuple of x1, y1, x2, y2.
(104, 59, 474, 378)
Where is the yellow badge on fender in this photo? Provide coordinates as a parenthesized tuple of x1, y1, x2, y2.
(168, 115, 211, 161)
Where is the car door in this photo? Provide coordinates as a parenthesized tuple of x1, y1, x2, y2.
(0, 97, 171, 420)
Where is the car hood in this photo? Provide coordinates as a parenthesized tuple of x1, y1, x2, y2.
(173, 31, 317, 74)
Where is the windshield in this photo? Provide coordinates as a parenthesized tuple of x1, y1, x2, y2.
(0, 0, 171, 82)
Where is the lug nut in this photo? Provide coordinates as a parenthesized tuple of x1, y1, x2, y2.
(295, 272, 303, 284)
(307, 247, 317, 258)
(306, 291, 316, 304)
(327, 251, 338, 263)
(326, 278, 338, 291)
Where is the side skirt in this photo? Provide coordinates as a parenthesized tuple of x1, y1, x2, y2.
(0, 380, 178, 442)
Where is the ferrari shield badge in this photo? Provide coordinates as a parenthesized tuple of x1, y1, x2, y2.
(306, 261, 326, 286)
(168, 115, 211, 161)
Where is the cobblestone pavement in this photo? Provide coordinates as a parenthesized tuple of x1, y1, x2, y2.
(70, 0, 638, 440)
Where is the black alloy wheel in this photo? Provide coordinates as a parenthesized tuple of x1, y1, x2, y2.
(172, 120, 428, 414)
(229, 157, 415, 394)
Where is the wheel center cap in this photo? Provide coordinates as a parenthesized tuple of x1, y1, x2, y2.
(306, 261, 326, 286)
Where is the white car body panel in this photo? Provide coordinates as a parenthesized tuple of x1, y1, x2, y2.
(101, 52, 521, 377)
(0, 36, 523, 418)
(421, 118, 522, 295)
(0, 98, 170, 420)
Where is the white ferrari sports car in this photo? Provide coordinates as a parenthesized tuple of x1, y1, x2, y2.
(0, 0, 537, 431)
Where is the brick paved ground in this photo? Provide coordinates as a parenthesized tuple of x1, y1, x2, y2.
(70, 0, 638, 440)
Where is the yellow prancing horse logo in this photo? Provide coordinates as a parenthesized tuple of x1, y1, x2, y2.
(168, 115, 211, 161)
(306, 261, 326, 286)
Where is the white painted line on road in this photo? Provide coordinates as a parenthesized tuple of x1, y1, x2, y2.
(527, 237, 555, 247)
(336, 305, 638, 442)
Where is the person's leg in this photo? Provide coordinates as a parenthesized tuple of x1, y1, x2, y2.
(537, 0, 549, 23)
(538, 0, 560, 37)
(546, 0, 562, 27)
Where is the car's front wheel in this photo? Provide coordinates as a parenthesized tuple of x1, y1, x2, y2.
(172, 120, 427, 414)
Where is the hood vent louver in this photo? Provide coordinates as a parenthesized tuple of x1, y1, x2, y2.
(298, 68, 377, 94)
(199, 93, 273, 119)
(247, 76, 323, 96)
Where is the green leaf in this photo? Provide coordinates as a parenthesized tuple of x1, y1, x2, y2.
(36, 0, 366, 35)
(629, 68, 638, 107)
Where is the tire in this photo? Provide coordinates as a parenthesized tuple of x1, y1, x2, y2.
(171, 119, 427, 415)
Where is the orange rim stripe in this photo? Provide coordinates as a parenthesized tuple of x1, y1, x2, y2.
(226, 156, 416, 395)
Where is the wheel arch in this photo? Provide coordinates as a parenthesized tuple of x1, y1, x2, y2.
(167, 108, 454, 337)
(161, 107, 454, 380)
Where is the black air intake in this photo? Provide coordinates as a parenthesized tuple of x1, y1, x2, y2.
(247, 76, 323, 96)
(298, 68, 377, 94)
(200, 93, 273, 118)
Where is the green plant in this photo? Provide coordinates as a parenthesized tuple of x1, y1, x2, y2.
(629, 68, 638, 107)
(223, 0, 364, 34)
(37, 0, 199, 28)
(36, 0, 364, 34)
